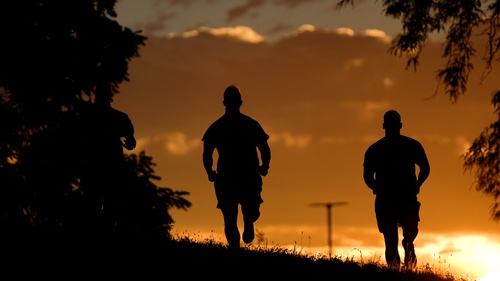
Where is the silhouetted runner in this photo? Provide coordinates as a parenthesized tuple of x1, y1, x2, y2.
(363, 110, 430, 270)
(80, 83, 136, 236)
(202, 85, 271, 249)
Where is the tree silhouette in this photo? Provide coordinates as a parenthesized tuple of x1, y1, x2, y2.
(0, 1, 191, 239)
(463, 94, 500, 221)
(337, 0, 500, 221)
(116, 152, 192, 239)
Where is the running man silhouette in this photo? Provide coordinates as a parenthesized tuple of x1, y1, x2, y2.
(80, 83, 136, 236)
(363, 110, 430, 270)
(202, 85, 271, 249)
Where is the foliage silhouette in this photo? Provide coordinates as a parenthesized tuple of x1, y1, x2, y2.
(0, 0, 191, 239)
(337, 0, 500, 221)
(463, 93, 500, 221)
(119, 152, 192, 239)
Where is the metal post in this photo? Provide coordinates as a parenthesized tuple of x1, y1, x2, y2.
(310, 201, 348, 258)
(326, 203, 332, 257)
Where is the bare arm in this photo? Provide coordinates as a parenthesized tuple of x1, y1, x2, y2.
(363, 149, 379, 194)
(202, 141, 217, 182)
(416, 157, 430, 189)
(363, 165, 379, 194)
(257, 140, 271, 176)
(413, 142, 430, 194)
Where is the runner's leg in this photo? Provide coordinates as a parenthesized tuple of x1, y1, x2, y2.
(383, 225, 401, 269)
(401, 200, 420, 269)
(241, 203, 260, 244)
(221, 205, 240, 249)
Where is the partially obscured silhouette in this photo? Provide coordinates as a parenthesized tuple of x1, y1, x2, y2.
(202, 85, 271, 249)
(79, 83, 136, 237)
(363, 110, 430, 270)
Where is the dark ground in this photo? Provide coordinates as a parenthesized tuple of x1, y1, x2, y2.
(0, 232, 464, 281)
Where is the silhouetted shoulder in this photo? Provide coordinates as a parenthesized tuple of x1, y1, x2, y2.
(369, 135, 422, 149)
(399, 135, 426, 152)
(202, 113, 269, 143)
(365, 135, 426, 162)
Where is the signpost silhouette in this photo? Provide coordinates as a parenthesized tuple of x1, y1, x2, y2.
(310, 201, 349, 258)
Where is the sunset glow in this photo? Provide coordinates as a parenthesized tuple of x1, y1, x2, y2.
(114, 1, 499, 280)
(479, 271, 500, 281)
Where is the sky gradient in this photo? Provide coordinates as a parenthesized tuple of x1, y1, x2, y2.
(112, 1, 499, 278)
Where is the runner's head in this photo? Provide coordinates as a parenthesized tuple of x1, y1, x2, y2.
(383, 110, 402, 133)
(223, 85, 242, 109)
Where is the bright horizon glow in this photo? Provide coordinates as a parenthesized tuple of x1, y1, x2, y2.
(479, 271, 500, 281)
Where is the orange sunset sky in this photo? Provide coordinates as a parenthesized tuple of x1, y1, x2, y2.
(112, 1, 499, 279)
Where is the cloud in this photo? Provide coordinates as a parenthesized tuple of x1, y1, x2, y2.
(382, 77, 395, 89)
(438, 242, 462, 255)
(156, 0, 196, 7)
(293, 23, 316, 34)
(266, 23, 295, 36)
(133, 132, 200, 156)
(336, 27, 355, 36)
(226, 0, 324, 23)
(167, 25, 264, 43)
(343, 58, 364, 72)
(360, 29, 392, 42)
(288, 24, 355, 39)
(287, 25, 389, 43)
(339, 100, 392, 122)
(319, 136, 350, 145)
(455, 136, 472, 155)
(226, 0, 266, 22)
(269, 131, 313, 149)
(275, 0, 323, 9)
(140, 12, 176, 35)
(163, 132, 201, 155)
(423, 135, 472, 156)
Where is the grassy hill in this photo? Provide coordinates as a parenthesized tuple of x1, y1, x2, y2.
(1, 233, 473, 281)
(161, 236, 471, 281)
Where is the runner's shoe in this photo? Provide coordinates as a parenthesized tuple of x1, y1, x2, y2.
(242, 221, 254, 244)
(404, 242, 417, 270)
